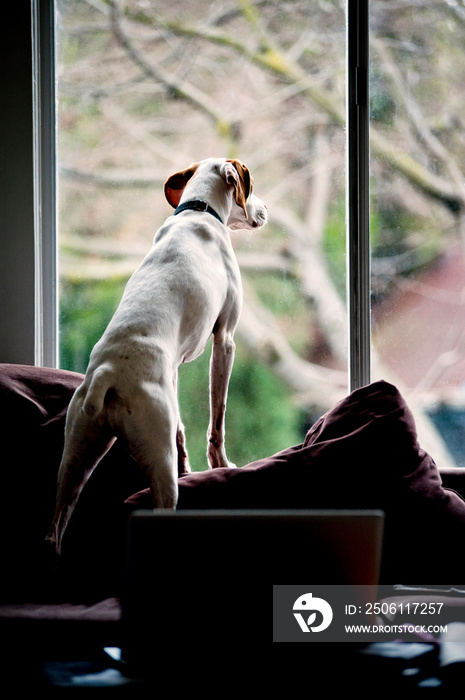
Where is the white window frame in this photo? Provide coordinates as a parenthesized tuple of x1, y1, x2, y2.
(1, 0, 370, 391)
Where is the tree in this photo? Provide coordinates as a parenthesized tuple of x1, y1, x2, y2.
(57, 0, 465, 467)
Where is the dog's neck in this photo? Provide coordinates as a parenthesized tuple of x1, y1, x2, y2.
(174, 200, 223, 224)
(178, 172, 234, 226)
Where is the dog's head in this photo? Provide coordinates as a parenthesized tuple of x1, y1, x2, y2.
(164, 158, 267, 230)
(221, 159, 268, 229)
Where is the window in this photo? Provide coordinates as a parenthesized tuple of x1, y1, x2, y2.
(55, 0, 348, 468)
(3, 1, 461, 469)
(369, 0, 465, 468)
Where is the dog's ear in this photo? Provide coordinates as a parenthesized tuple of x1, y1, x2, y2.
(164, 163, 199, 208)
(224, 159, 253, 216)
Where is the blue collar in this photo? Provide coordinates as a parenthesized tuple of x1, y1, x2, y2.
(174, 200, 223, 224)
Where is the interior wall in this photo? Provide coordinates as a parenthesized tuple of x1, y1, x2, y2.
(0, 2, 35, 365)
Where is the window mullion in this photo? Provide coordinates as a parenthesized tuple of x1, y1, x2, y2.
(347, 0, 371, 391)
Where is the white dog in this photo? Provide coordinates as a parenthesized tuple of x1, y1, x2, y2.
(47, 157, 267, 555)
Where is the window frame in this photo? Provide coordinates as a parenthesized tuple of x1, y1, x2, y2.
(0, 0, 57, 367)
(2, 0, 370, 391)
(347, 0, 371, 392)
(32, 0, 58, 368)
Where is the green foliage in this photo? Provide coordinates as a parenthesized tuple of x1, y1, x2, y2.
(59, 278, 304, 470)
(59, 277, 127, 373)
(370, 197, 441, 265)
(248, 270, 310, 355)
(178, 340, 304, 470)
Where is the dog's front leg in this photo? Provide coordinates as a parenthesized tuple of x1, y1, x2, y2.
(207, 330, 236, 469)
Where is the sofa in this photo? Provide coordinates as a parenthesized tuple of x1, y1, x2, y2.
(1, 362, 465, 690)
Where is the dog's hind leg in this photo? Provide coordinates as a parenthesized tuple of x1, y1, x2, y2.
(173, 370, 191, 476)
(122, 386, 179, 510)
(47, 398, 116, 556)
(176, 420, 191, 476)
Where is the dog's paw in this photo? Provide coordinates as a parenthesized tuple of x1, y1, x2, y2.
(207, 440, 238, 469)
(210, 460, 237, 469)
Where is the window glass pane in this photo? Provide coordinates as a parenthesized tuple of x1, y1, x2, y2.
(56, 0, 347, 470)
(370, 0, 465, 467)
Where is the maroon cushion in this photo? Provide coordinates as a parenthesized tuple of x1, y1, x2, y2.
(0, 363, 148, 601)
(2, 364, 465, 595)
(127, 380, 465, 582)
(127, 380, 464, 513)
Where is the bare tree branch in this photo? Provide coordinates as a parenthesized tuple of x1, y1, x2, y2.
(270, 205, 348, 366)
(237, 278, 347, 410)
(162, 16, 464, 212)
(60, 166, 162, 189)
(372, 36, 465, 206)
(109, 1, 240, 148)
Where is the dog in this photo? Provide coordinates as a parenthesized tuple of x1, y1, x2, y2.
(46, 157, 267, 555)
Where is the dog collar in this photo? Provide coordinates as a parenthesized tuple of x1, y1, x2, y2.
(174, 200, 223, 224)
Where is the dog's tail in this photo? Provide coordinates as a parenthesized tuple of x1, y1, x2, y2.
(82, 368, 113, 418)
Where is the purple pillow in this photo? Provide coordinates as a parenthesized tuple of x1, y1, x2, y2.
(0, 363, 147, 601)
(127, 380, 465, 582)
(3, 363, 464, 592)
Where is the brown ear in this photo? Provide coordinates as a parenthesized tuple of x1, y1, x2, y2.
(164, 163, 199, 208)
(226, 159, 253, 215)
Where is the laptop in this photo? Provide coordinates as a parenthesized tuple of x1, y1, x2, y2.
(121, 509, 384, 672)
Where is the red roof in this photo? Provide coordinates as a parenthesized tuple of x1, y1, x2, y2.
(373, 245, 465, 393)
